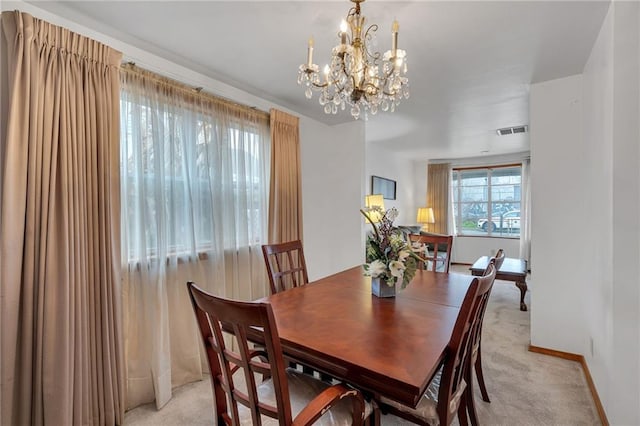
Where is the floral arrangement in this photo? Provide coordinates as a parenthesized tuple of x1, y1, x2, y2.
(360, 206, 420, 289)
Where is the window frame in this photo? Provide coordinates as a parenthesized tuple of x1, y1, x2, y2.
(451, 163, 522, 239)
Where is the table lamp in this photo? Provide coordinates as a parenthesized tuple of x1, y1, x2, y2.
(417, 207, 435, 232)
(364, 194, 385, 223)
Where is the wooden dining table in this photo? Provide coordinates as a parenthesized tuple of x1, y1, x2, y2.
(255, 265, 475, 408)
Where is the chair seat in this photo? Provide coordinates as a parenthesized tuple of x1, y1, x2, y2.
(238, 368, 373, 425)
(380, 368, 465, 425)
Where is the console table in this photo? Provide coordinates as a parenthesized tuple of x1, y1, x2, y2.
(470, 256, 528, 311)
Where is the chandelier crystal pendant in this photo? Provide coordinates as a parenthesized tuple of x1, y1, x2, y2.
(297, 0, 409, 120)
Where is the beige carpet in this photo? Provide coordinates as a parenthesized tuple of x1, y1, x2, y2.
(124, 266, 600, 425)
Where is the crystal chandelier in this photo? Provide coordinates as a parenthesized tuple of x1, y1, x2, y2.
(297, 0, 409, 120)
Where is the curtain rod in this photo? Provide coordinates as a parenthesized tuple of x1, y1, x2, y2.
(120, 62, 269, 120)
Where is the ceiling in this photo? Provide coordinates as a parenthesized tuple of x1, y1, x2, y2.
(27, 1, 610, 160)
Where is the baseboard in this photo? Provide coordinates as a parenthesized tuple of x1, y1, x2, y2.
(528, 345, 582, 361)
(528, 345, 608, 426)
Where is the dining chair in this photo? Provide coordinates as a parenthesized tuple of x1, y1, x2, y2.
(262, 240, 335, 381)
(465, 259, 498, 424)
(377, 264, 497, 426)
(469, 249, 503, 407)
(262, 240, 309, 294)
(186, 281, 373, 425)
(409, 234, 454, 273)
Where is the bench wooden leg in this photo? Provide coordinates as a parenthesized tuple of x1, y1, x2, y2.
(516, 280, 528, 311)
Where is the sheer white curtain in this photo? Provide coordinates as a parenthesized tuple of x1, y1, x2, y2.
(519, 158, 532, 262)
(119, 66, 270, 410)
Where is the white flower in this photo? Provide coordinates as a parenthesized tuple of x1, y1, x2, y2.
(387, 208, 399, 221)
(398, 249, 411, 261)
(366, 259, 387, 278)
(389, 260, 406, 280)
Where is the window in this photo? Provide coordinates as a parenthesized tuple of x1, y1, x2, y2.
(451, 166, 521, 237)
(120, 73, 270, 264)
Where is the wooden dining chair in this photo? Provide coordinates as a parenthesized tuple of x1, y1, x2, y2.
(378, 264, 497, 426)
(262, 240, 309, 294)
(262, 240, 334, 381)
(468, 249, 503, 407)
(465, 259, 498, 424)
(409, 234, 454, 273)
(186, 281, 372, 425)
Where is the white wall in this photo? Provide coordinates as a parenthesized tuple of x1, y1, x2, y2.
(610, 2, 640, 422)
(530, 74, 589, 354)
(452, 237, 520, 264)
(531, 3, 640, 422)
(412, 159, 429, 213)
(365, 143, 415, 224)
(581, 4, 614, 418)
(1, 1, 368, 282)
(301, 119, 366, 280)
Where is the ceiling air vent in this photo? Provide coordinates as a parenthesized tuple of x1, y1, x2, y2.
(496, 125, 528, 136)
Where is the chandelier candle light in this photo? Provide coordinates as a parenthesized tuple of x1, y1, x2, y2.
(298, 0, 409, 120)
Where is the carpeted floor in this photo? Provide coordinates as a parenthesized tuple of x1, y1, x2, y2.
(124, 266, 600, 425)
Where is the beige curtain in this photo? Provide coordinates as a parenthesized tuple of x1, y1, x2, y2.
(268, 109, 303, 243)
(1, 11, 124, 425)
(426, 163, 451, 234)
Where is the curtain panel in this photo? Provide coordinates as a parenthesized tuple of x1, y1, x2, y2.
(427, 163, 451, 234)
(1, 11, 124, 425)
(268, 109, 303, 243)
(119, 65, 271, 410)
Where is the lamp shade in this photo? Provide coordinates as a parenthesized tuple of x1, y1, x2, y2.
(417, 207, 435, 224)
(364, 194, 385, 223)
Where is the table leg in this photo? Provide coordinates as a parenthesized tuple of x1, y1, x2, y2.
(516, 280, 528, 311)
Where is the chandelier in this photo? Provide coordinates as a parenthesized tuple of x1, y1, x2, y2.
(297, 0, 409, 120)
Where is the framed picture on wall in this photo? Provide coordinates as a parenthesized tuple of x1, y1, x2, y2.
(372, 175, 396, 200)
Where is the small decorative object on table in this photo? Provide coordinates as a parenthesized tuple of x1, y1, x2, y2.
(371, 276, 397, 297)
(361, 206, 421, 297)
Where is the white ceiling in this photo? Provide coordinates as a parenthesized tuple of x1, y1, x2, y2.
(27, 0, 610, 160)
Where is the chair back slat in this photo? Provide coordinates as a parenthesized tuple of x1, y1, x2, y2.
(262, 240, 309, 294)
(437, 264, 496, 425)
(187, 282, 293, 425)
(409, 234, 454, 273)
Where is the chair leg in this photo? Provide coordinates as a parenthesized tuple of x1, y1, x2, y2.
(475, 345, 491, 403)
(371, 401, 381, 426)
(466, 381, 479, 426)
(457, 395, 469, 426)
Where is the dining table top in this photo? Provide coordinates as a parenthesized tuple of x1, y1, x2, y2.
(257, 265, 475, 407)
